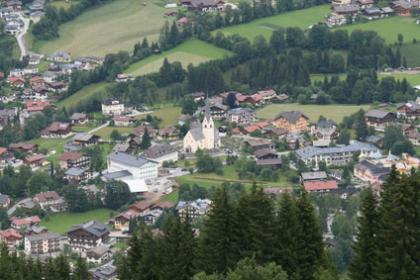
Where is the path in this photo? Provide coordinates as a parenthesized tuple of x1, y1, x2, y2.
(8, 198, 32, 216)
(88, 121, 110, 134)
(16, 14, 30, 59)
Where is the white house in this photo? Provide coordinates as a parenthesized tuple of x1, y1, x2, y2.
(101, 99, 125, 116)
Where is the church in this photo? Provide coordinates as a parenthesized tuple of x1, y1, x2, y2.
(183, 100, 221, 153)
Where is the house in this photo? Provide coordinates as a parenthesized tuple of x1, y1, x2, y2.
(143, 143, 179, 164)
(273, 111, 309, 133)
(8, 76, 25, 88)
(404, 127, 420, 146)
(243, 137, 275, 151)
(86, 245, 111, 264)
(48, 51, 71, 63)
(9, 142, 37, 154)
(366, 135, 384, 148)
(33, 191, 66, 212)
(310, 119, 338, 146)
(301, 171, 328, 182)
(357, 0, 375, 9)
(397, 100, 420, 120)
(227, 108, 256, 125)
(158, 125, 179, 140)
(257, 89, 278, 102)
(0, 229, 22, 248)
(178, 114, 191, 126)
(25, 100, 51, 113)
(59, 152, 90, 169)
(236, 93, 263, 105)
(0, 194, 11, 208)
(0, 147, 14, 169)
(354, 160, 391, 185)
(183, 101, 221, 153)
(134, 124, 157, 138)
(303, 180, 338, 192)
(180, 0, 223, 11)
(67, 220, 110, 252)
(365, 110, 396, 131)
(364, 7, 382, 19)
(112, 209, 141, 231)
(41, 122, 72, 138)
(101, 99, 125, 116)
(253, 148, 278, 160)
(90, 264, 118, 280)
(64, 167, 91, 183)
(115, 73, 133, 83)
(46, 81, 67, 93)
(73, 133, 100, 147)
(176, 199, 212, 221)
(113, 115, 135, 127)
(333, 4, 360, 15)
(196, 101, 228, 119)
(177, 16, 189, 27)
(296, 141, 380, 167)
(392, 0, 412, 16)
(11, 216, 41, 231)
(24, 232, 62, 256)
(24, 154, 46, 168)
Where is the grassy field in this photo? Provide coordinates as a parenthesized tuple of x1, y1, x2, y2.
(126, 39, 232, 76)
(311, 73, 420, 86)
(31, 137, 71, 164)
(138, 106, 182, 127)
(398, 43, 420, 67)
(50, 0, 80, 10)
(40, 209, 114, 233)
(31, 0, 167, 56)
(57, 82, 110, 109)
(337, 16, 420, 45)
(95, 126, 134, 140)
(257, 103, 371, 123)
(216, 5, 330, 41)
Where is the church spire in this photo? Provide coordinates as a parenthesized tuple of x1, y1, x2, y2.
(204, 95, 211, 122)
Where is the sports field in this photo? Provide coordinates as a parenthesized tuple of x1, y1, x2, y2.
(58, 82, 110, 109)
(40, 209, 114, 233)
(216, 5, 330, 41)
(32, 0, 167, 56)
(126, 39, 233, 76)
(337, 16, 420, 44)
(257, 103, 371, 123)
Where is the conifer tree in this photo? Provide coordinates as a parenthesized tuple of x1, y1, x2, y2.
(348, 188, 379, 280)
(73, 256, 90, 280)
(140, 128, 151, 150)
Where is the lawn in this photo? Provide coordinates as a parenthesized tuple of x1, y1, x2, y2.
(40, 208, 114, 233)
(311, 73, 420, 86)
(337, 16, 420, 45)
(398, 43, 420, 67)
(50, 0, 80, 10)
(215, 5, 330, 41)
(126, 39, 233, 76)
(257, 103, 371, 123)
(57, 82, 110, 109)
(138, 106, 182, 127)
(31, 0, 168, 56)
(95, 126, 134, 140)
(31, 137, 71, 164)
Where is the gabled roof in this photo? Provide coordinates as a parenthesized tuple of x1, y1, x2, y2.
(68, 220, 109, 237)
(109, 152, 157, 167)
(365, 109, 394, 119)
(275, 111, 308, 123)
(303, 180, 338, 191)
(143, 143, 176, 159)
(60, 152, 83, 162)
(301, 171, 328, 181)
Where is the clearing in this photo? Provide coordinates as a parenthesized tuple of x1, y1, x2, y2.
(40, 208, 114, 233)
(30, 0, 167, 56)
(257, 103, 371, 123)
(126, 39, 232, 76)
(337, 16, 420, 44)
(216, 5, 330, 41)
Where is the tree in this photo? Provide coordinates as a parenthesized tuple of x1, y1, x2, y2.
(337, 128, 350, 145)
(85, 145, 104, 172)
(140, 128, 151, 150)
(110, 129, 123, 142)
(104, 181, 133, 210)
(349, 188, 379, 280)
(353, 110, 368, 141)
(73, 256, 89, 280)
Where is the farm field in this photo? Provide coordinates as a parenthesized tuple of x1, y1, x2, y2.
(40, 208, 114, 233)
(57, 82, 110, 109)
(31, 0, 167, 56)
(126, 39, 233, 76)
(257, 103, 371, 123)
(337, 16, 420, 45)
(215, 5, 330, 41)
(311, 73, 420, 86)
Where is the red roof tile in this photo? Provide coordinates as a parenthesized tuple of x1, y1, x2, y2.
(303, 180, 338, 191)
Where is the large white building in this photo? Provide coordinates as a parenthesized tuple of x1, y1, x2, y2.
(101, 99, 125, 116)
(183, 100, 221, 153)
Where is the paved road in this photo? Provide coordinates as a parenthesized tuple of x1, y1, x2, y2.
(16, 14, 30, 59)
(88, 121, 110, 134)
(7, 198, 32, 216)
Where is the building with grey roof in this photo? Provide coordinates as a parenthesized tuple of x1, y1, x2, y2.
(68, 221, 110, 252)
(143, 143, 178, 164)
(24, 232, 62, 256)
(107, 151, 159, 182)
(296, 141, 381, 167)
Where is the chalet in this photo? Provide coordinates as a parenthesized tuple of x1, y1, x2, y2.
(176, 199, 212, 221)
(404, 127, 420, 146)
(86, 245, 111, 264)
(158, 125, 179, 140)
(73, 133, 100, 147)
(357, 0, 374, 9)
(59, 152, 90, 169)
(363, 7, 382, 19)
(177, 16, 189, 27)
(41, 122, 72, 138)
(25, 100, 51, 113)
(244, 137, 275, 151)
(365, 134, 384, 148)
(30, 76, 45, 87)
(33, 191, 66, 212)
(64, 167, 91, 183)
(67, 220, 110, 252)
(112, 210, 141, 231)
(129, 200, 153, 213)
(257, 89, 278, 102)
(134, 124, 157, 138)
(46, 81, 67, 93)
(180, 0, 223, 11)
(24, 232, 62, 256)
(365, 109, 396, 131)
(392, 0, 412, 16)
(11, 216, 41, 231)
(256, 158, 282, 167)
(0, 194, 11, 208)
(301, 171, 328, 182)
(178, 114, 191, 126)
(262, 127, 288, 139)
(397, 100, 420, 119)
(8, 76, 25, 88)
(354, 160, 391, 185)
(227, 108, 255, 125)
(197, 101, 228, 119)
(333, 4, 360, 16)
(70, 113, 88, 124)
(311, 119, 338, 146)
(24, 154, 46, 168)
(273, 111, 309, 133)
(101, 99, 125, 116)
(48, 51, 71, 63)
(115, 73, 133, 83)
(253, 148, 278, 160)
(0, 229, 22, 248)
(236, 93, 263, 105)
(242, 124, 261, 134)
(113, 115, 135, 127)
(9, 142, 37, 153)
(143, 143, 178, 164)
(303, 180, 338, 192)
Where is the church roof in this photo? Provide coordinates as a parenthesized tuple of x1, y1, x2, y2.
(189, 126, 205, 140)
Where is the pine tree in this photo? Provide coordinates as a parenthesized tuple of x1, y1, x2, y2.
(348, 188, 379, 280)
(140, 128, 151, 150)
(73, 256, 90, 280)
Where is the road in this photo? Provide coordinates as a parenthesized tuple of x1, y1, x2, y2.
(16, 14, 30, 60)
(88, 121, 110, 134)
(7, 198, 32, 216)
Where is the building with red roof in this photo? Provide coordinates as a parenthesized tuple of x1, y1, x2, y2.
(41, 122, 72, 138)
(0, 229, 23, 247)
(59, 151, 90, 169)
(24, 154, 46, 167)
(25, 100, 51, 113)
(8, 76, 25, 88)
(11, 216, 41, 230)
(303, 180, 338, 192)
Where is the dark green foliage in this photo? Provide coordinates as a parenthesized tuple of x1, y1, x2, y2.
(104, 180, 133, 210)
(140, 128, 152, 150)
(383, 126, 415, 155)
(196, 150, 223, 175)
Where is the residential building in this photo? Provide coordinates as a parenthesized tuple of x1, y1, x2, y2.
(176, 199, 212, 221)
(397, 100, 420, 119)
(310, 119, 338, 146)
(9, 142, 37, 154)
(101, 99, 125, 116)
(301, 171, 328, 182)
(25, 100, 51, 113)
(86, 245, 111, 264)
(243, 137, 275, 152)
(303, 180, 338, 192)
(158, 125, 179, 140)
(24, 154, 46, 168)
(48, 51, 71, 63)
(143, 143, 179, 164)
(41, 122, 72, 138)
(392, 0, 412, 16)
(33, 191, 66, 212)
(11, 216, 41, 231)
(112, 209, 141, 231)
(0, 193, 10, 208)
(70, 113, 88, 124)
(257, 89, 278, 102)
(24, 232, 62, 256)
(273, 111, 309, 133)
(73, 133, 100, 147)
(0, 229, 22, 248)
(64, 167, 91, 183)
(67, 221, 110, 252)
(0, 108, 18, 130)
(354, 160, 391, 185)
(59, 152, 90, 169)
(404, 127, 420, 146)
(183, 100, 221, 153)
(227, 108, 256, 125)
(296, 141, 380, 167)
(112, 115, 135, 127)
(365, 109, 396, 131)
